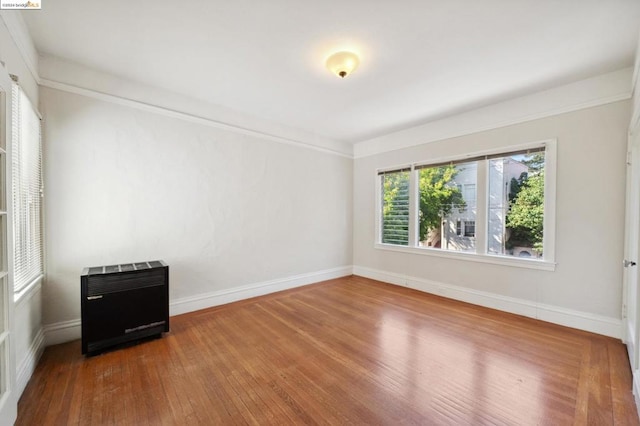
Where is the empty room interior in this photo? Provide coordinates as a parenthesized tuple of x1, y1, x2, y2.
(2, 1, 640, 424)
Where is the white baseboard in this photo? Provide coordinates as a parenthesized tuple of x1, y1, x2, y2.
(43, 265, 354, 346)
(16, 327, 44, 398)
(627, 321, 637, 369)
(170, 266, 353, 316)
(44, 319, 81, 346)
(634, 372, 640, 418)
(353, 265, 622, 339)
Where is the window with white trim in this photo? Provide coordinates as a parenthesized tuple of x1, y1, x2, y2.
(11, 82, 43, 293)
(376, 141, 556, 268)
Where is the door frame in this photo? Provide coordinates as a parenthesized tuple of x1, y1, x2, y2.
(624, 113, 640, 412)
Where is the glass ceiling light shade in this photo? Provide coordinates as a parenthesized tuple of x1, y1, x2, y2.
(326, 51, 359, 78)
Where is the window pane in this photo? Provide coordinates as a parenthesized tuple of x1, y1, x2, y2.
(464, 220, 475, 237)
(488, 152, 545, 258)
(381, 170, 410, 245)
(418, 162, 476, 252)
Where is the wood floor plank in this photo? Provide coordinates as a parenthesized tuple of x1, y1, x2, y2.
(609, 339, 640, 426)
(16, 276, 640, 425)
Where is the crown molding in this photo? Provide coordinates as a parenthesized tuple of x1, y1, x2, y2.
(41, 78, 353, 159)
(38, 55, 353, 159)
(354, 67, 634, 159)
(3, 13, 633, 162)
(0, 11, 39, 83)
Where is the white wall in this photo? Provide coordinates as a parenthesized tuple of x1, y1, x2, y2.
(354, 100, 630, 335)
(41, 86, 353, 335)
(0, 12, 44, 401)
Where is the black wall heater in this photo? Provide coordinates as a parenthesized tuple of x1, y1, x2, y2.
(81, 260, 169, 355)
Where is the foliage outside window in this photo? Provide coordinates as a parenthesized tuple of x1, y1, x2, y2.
(488, 152, 545, 258)
(417, 162, 474, 252)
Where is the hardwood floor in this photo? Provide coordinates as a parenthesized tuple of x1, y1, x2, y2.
(17, 275, 639, 425)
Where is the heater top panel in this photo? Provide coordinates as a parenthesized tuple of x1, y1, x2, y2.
(82, 260, 167, 276)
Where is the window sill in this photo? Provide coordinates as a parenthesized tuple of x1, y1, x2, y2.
(14, 274, 44, 306)
(374, 243, 556, 271)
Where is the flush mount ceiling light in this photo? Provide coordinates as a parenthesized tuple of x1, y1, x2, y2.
(325, 51, 359, 79)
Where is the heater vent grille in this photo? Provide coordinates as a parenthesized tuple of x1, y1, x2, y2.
(83, 260, 166, 276)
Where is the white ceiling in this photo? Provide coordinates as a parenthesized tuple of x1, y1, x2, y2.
(23, 1, 640, 144)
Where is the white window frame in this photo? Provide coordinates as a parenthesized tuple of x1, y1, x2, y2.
(11, 82, 44, 299)
(375, 139, 557, 271)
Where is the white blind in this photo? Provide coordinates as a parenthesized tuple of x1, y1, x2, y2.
(11, 83, 43, 292)
(380, 169, 410, 245)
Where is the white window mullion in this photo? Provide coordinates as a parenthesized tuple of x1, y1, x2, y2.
(408, 165, 417, 247)
(542, 139, 557, 262)
(475, 159, 488, 254)
(375, 174, 382, 242)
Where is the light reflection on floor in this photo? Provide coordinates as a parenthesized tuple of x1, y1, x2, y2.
(376, 311, 550, 424)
